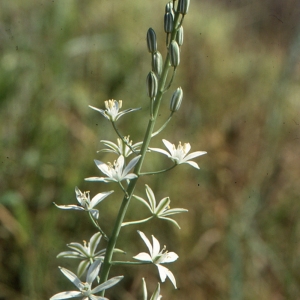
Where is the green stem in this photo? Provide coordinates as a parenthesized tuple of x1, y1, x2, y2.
(88, 211, 108, 241)
(99, 11, 181, 296)
(112, 122, 139, 155)
(111, 261, 151, 266)
(151, 113, 174, 138)
(139, 164, 176, 176)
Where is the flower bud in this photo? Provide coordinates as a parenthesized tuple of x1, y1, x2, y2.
(169, 40, 180, 67)
(146, 71, 158, 98)
(165, 1, 173, 13)
(152, 51, 163, 77)
(177, 0, 190, 15)
(164, 12, 174, 33)
(170, 87, 183, 112)
(176, 26, 184, 46)
(146, 28, 157, 53)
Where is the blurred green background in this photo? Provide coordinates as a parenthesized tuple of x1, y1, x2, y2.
(1, 0, 300, 299)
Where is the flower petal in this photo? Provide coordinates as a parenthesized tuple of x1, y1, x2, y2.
(137, 231, 153, 255)
(133, 252, 152, 262)
(86, 260, 101, 285)
(157, 264, 177, 288)
(162, 139, 175, 155)
(148, 147, 171, 158)
(77, 259, 90, 278)
(89, 232, 102, 255)
(122, 155, 141, 176)
(184, 160, 200, 169)
(59, 267, 83, 290)
(183, 151, 207, 161)
(90, 191, 114, 208)
(94, 160, 111, 177)
(155, 197, 170, 215)
(91, 275, 124, 294)
(89, 105, 109, 120)
(145, 185, 157, 212)
(67, 243, 89, 257)
(151, 235, 161, 257)
(53, 203, 85, 212)
(50, 291, 82, 299)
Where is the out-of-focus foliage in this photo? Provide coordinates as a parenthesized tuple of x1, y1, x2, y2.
(1, 0, 300, 299)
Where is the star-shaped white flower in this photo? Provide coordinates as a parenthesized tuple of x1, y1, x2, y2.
(54, 187, 114, 219)
(150, 139, 206, 169)
(89, 100, 140, 122)
(85, 155, 141, 183)
(99, 137, 142, 157)
(50, 260, 123, 300)
(123, 184, 187, 229)
(57, 232, 125, 278)
(133, 231, 178, 288)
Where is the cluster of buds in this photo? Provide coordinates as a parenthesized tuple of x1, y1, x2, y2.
(146, 0, 189, 113)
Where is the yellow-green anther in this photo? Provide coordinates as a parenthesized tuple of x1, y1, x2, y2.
(164, 12, 174, 33)
(177, 0, 190, 15)
(176, 26, 184, 46)
(146, 71, 158, 98)
(146, 28, 157, 53)
(169, 40, 180, 67)
(152, 51, 163, 77)
(170, 87, 183, 112)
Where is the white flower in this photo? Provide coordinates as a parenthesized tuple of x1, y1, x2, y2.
(99, 137, 142, 157)
(142, 278, 162, 300)
(150, 139, 206, 169)
(50, 260, 123, 300)
(89, 100, 140, 122)
(57, 233, 125, 278)
(123, 184, 187, 229)
(57, 232, 105, 278)
(85, 155, 141, 183)
(54, 187, 114, 219)
(133, 231, 178, 288)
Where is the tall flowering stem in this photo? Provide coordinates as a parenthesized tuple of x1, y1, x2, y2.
(98, 11, 182, 290)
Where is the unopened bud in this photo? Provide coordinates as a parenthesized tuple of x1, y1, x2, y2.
(169, 40, 180, 67)
(164, 12, 174, 33)
(152, 51, 163, 77)
(146, 28, 157, 53)
(170, 87, 183, 112)
(177, 0, 190, 15)
(176, 26, 184, 46)
(165, 1, 173, 13)
(146, 71, 158, 98)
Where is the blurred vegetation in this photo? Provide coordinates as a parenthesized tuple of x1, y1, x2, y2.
(1, 0, 300, 299)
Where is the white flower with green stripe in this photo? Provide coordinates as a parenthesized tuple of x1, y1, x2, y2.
(133, 231, 178, 289)
(122, 184, 187, 229)
(50, 260, 123, 300)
